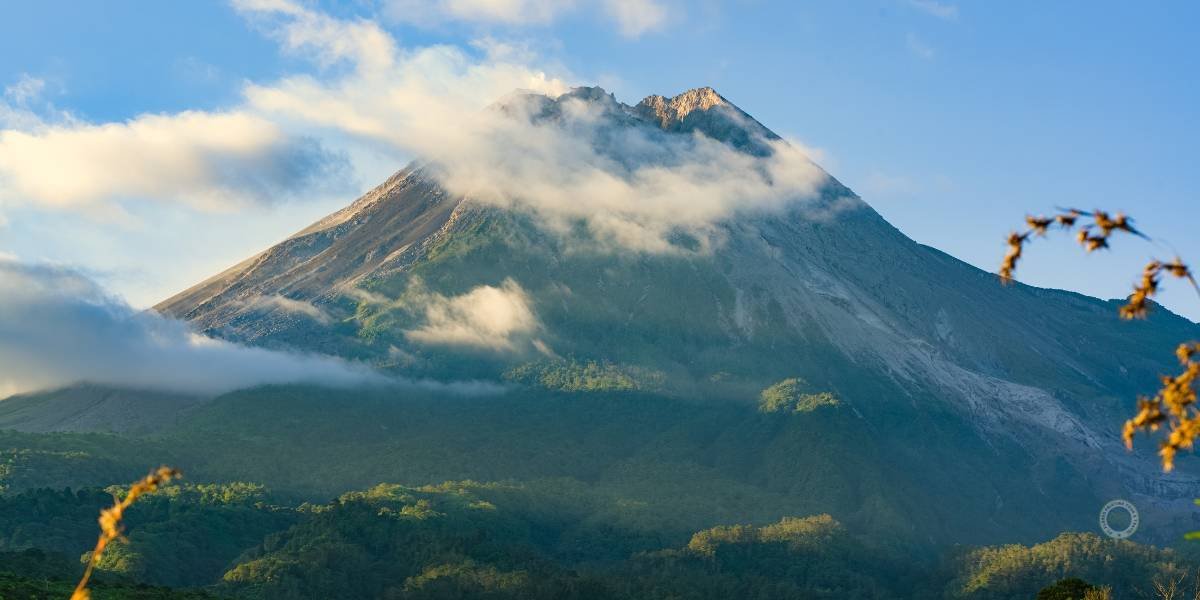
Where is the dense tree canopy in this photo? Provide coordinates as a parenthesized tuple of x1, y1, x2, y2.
(0, 476, 1194, 599)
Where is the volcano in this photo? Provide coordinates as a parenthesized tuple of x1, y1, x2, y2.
(145, 86, 1200, 542)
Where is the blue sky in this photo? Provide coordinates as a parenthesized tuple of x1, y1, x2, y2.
(1, 0, 1198, 321)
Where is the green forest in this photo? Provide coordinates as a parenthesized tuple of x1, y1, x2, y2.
(2, 384, 1200, 599)
(1, 479, 1197, 599)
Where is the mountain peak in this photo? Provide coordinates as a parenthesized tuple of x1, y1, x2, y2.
(632, 86, 780, 155)
(494, 84, 778, 156)
(635, 86, 728, 128)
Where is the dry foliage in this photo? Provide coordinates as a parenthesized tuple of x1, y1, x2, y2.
(71, 466, 182, 600)
(1148, 571, 1200, 600)
(1000, 209, 1200, 471)
(999, 209, 1148, 284)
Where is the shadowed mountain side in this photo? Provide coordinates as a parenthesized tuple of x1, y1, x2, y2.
(0, 385, 206, 435)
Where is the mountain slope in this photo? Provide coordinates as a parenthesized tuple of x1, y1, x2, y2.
(0, 385, 204, 434)
(151, 86, 1200, 542)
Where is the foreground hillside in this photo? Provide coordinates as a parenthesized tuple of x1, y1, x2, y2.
(1, 474, 1196, 599)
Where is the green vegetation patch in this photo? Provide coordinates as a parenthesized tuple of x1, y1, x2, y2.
(686, 514, 839, 555)
(505, 359, 665, 393)
(949, 532, 1188, 599)
(758, 377, 840, 413)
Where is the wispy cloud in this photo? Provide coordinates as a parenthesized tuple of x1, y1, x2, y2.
(602, 0, 668, 37)
(0, 75, 66, 131)
(241, 294, 333, 325)
(381, 0, 669, 37)
(174, 56, 223, 85)
(383, 0, 572, 27)
(3, 74, 46, 106)
(0, 257, 381, 397)
(906, 0, 958, 20)
(906, 32, 936, 59)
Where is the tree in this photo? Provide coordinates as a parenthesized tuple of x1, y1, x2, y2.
(1036, 578, 1100, 600)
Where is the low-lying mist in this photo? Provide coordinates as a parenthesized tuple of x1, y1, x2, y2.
(0, 257, 385, 398)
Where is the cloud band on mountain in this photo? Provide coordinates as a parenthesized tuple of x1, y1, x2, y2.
(234, 0, 841, 253)
(429, 95, 836, 252)
(0, 257, 382, 398)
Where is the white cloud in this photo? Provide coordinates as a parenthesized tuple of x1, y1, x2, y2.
(0, 109, 347, 212)
(405, 279, 544, 351)
(0, 257, 382, 397)
(0, 68, 350, 216)
(234, 0, 569, 145)
(5, 1, 835, 261)
(235, 0, 398, 72)
(382, 0, 666, 37)
(230, 1, 838, 254)
(431, 105, 833, 251)
(603, 0, 667, 37)
(906, 0, 958, 20)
